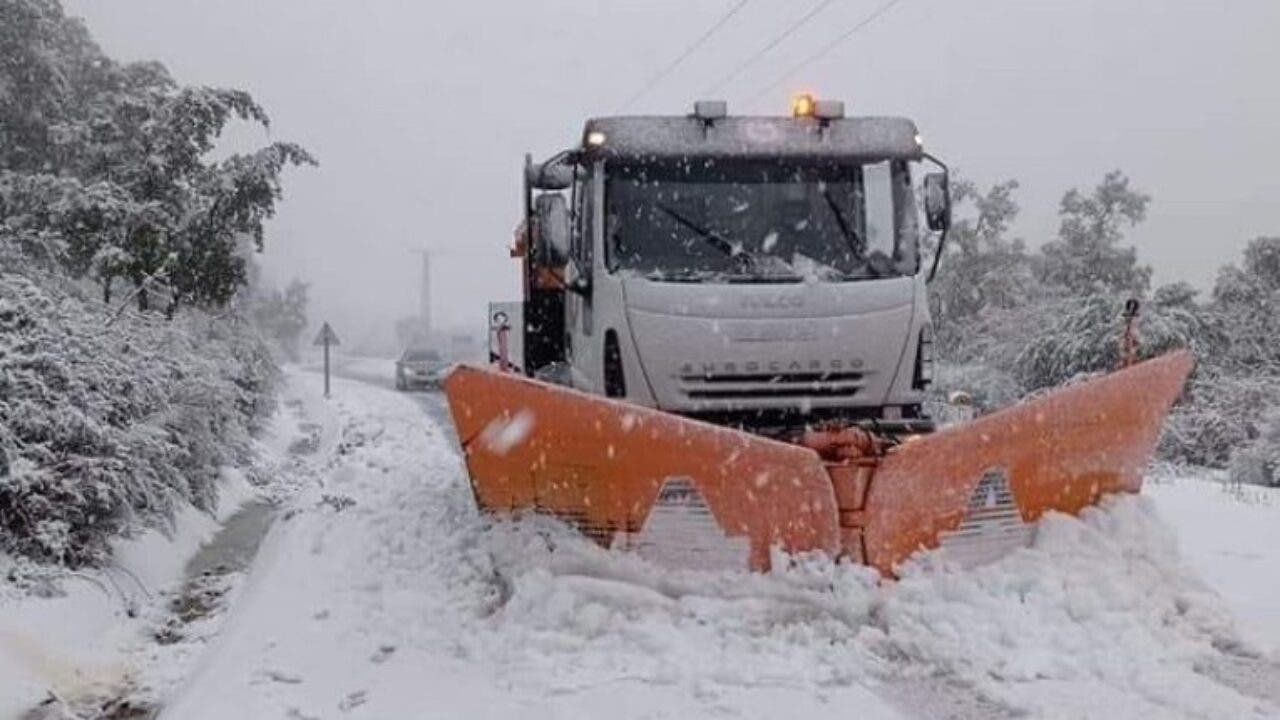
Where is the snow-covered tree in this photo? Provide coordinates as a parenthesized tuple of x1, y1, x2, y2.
(1038, 171, 1152, 297)
(1211, 236, 1280, 371)
(251, 278, 311, 361)
(928, 178, 1039, 356)
(1, 0, 295, 565)
(0, 0, 315, 312)
(1201, 236, 1280, 483)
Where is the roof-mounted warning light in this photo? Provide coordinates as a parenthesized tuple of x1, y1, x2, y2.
(692, 100, 728, 121)
(814, 100, 845, 120)
(793, 94, 846, 120)
(791, 93, 816, 118)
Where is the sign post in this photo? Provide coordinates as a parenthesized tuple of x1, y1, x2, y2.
(312, 322, 342, 398)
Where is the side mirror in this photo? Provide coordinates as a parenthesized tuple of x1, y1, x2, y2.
(532, 193, 570, 267)
(527, 158, 575, 191)
(924, 173, 951, 231)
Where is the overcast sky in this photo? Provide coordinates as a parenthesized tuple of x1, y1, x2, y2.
(66, 0, 1280, 347)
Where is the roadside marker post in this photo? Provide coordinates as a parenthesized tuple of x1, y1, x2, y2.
(313, 322, 342, 398)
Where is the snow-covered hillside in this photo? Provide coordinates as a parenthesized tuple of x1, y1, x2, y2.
(142, 370, 1280, 720)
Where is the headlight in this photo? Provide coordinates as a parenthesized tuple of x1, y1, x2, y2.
(914, 325, 934, 388)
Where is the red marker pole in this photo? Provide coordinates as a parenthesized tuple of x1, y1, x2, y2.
(493, 311, 512, 373)
(1120, 299, 1140, 369)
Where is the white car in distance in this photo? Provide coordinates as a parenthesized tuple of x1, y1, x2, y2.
(395, 348, 445, 391)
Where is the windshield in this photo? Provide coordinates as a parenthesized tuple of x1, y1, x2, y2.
(605, 158, 919, 282)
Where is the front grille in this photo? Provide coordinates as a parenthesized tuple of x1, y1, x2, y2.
(679, 371, 865, 401)
(688, 371, 864, 384)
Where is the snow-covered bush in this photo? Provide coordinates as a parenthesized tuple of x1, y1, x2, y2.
(247, 278, 310, 361)
(1010, 294, 1213, 393)
(0, 0, 295, 566)
(1226, 409, 1280, 488)
(0, 263, 276, 565)
(1159, 373, 1280, 469)
(1228, 447, 1276, 488)
(928, 172, 1275, 475)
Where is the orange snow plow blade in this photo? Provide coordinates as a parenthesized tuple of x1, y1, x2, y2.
(444, 367, 841, 570)
(861, 350, 1194, 573)
(444, 350, 1193, 576)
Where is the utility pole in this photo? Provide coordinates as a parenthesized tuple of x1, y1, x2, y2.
(408, 246, 463, 348)
(409, 248, 432, 340)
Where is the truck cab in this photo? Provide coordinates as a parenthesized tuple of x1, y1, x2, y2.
(516, 98, 951, 437)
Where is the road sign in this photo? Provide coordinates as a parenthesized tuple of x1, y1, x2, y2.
(314, 322, 340, 397)
(313, 322, 341, 347)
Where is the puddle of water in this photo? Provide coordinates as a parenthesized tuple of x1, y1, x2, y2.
(148, 499, 276, 648)
(184, 500, 275, 579)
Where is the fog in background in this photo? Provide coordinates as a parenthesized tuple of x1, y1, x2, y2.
(66, 0, 1280, 350)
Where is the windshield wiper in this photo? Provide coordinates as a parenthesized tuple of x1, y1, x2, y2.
(821, 188, 864, 257)
(655, 203, 757, 269)
(819, 190, 885, 279)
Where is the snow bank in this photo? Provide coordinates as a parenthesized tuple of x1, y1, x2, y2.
(1148, 473, 1280, 653)
(471, 494, 1271, 718)
(0, 372, 324, 719)
(880, 498, 1265, 718)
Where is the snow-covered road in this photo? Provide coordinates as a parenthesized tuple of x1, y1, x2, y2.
(152, 366, 1280, 720)
(7, 363, 1275, 719)
(160, 370, 905, 719)
(1149, 476, 1280, 655)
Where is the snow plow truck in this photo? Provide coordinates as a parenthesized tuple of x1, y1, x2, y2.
(444, 97, 1194, 576)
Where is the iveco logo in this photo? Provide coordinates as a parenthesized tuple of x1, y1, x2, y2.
(729, 325, 818, 343)
(741, 295, 805, 310)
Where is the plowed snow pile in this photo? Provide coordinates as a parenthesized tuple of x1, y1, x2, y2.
(161, 375, 1278, 720)
(477, 498, 1272, 718)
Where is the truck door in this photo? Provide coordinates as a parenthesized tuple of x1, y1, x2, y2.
(566, 162, 600, 390)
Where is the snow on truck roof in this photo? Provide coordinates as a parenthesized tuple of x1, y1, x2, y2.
(580, 115, 924, 163)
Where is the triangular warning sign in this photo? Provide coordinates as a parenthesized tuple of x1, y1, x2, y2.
(313, 322, 341, 347)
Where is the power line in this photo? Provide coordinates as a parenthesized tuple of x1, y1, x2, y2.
(749, 0, 906, 102)
(617, 0, 753, 112)
(701, 0, 843, 97)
